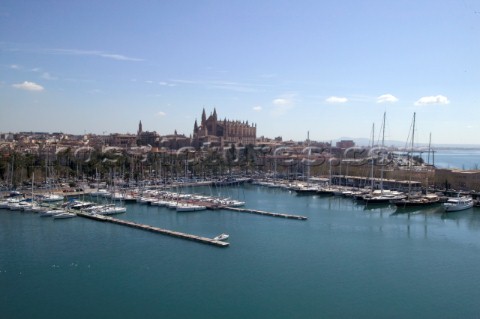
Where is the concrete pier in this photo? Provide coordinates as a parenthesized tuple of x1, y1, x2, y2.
(76, 212, 229, 248)
(223, 207, 308, 220)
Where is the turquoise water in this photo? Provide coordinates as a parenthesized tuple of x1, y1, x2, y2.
(2, 185, 480, 318)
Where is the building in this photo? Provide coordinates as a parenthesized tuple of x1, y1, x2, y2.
(193, 108, 256, 148)
(108, 133, 137, 147)
(336, 140, 355, 149)
(160, 130, 191, 149)
(136, 121, 160, 146)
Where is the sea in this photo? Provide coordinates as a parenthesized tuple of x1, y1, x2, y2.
(2, 183, 480, 319)
(431, 149, 480, 170)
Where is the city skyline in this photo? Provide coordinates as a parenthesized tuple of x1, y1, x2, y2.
(1, 1, 479, 145)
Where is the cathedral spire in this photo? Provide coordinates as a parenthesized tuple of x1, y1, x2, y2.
(137, 120, 143, 135)
(213, 107, 217, 120)
(194, 119, 199, 133)
(201, 108, 206, 125)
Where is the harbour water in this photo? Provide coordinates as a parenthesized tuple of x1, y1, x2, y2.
(2, 184, 480, 318)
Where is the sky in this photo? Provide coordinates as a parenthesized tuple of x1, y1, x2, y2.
(0, 0, 479, 145)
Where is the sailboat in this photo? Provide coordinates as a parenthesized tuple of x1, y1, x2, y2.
(392, 113, 440, 208)
(295, 132, 321, 194)
(361, 113, 404, 205)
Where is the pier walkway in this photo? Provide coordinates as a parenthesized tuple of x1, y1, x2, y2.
(223, 207, 308, 220)
(76, 212, 229, 248)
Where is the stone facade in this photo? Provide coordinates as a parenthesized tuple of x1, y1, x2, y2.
(193, 108, 256, 147)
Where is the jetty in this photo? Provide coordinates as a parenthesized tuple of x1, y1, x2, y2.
(76, 211, 229, 248)
(223, 207, 307, 220)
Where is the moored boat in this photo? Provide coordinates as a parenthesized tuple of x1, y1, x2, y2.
(176, 203, 207, 212)
(40, 209, 65, 217)
(443, 196, 474, 212)
(392, 193, 440, 208)
(40, 194, 65, 202)
(53, 212, 76, 219)
(94, 205, 127, 215)
(213, 233, 229, 241)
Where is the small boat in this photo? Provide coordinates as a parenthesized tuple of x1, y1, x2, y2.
(293, 185, 319, 195)
(53, 212, 76, 219)
(40, 194, 65, 202)
(90, 189, 111, 197)
(68, 200, 94, 210)
(443, 196, 474, 212)
(176, 203, 207, 212)
(8, 200, 32, 211)
(94, 205, 127, 215)
(40, 209, 65, 217)
(213, 233, 229, 241)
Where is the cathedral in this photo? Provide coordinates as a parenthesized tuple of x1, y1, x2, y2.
(193, 108, 257, 147)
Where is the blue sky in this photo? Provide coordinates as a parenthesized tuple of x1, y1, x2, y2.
(1, 0, 479, 145)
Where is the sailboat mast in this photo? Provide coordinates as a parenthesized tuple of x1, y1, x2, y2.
(307, 131, 310, 186)
(329, 139, 333, 186)
(370, 123, 375, 191)
(32, 172, 34, 200)
(425, 132, 432, 195)
(380, 112, 386, 193)
(411, 113, 416, 152)
(407, 113, 416, 196)
(427, 132, 432, 164)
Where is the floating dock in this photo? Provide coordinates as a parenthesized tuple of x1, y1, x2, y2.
(223, 207, 307, 220)
(76, 211, 229, 248)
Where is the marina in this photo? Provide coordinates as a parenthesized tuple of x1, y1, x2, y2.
(2, 1, 480, 317)
(2, 182, 480, 318)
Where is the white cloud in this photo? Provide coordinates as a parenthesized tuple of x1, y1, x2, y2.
(46, 48, 143, 62)
(414, 95, 450, 106)
(41, 72, 57, 80)
(253, 106, 262, 112)
(10, 64, 20, 69)
(271, 94, 295, 116)
(156, 111, 166, 117)
(158, 81, 176, 87)
(100, 53, 142, 61)
(273, 98, 291, 106)
(12, 81, 44, 91)
(326, 96, 348, 104)
(377, 94, 398, 103)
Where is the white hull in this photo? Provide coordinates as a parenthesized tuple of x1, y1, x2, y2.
(213, 233, 229, 241)
(444, 197, 474, 212)
(40, 209, 65, 217)
(176, 204, 207, 212)
(53, 212, 76, 219)
(41, 194, 65, 202)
